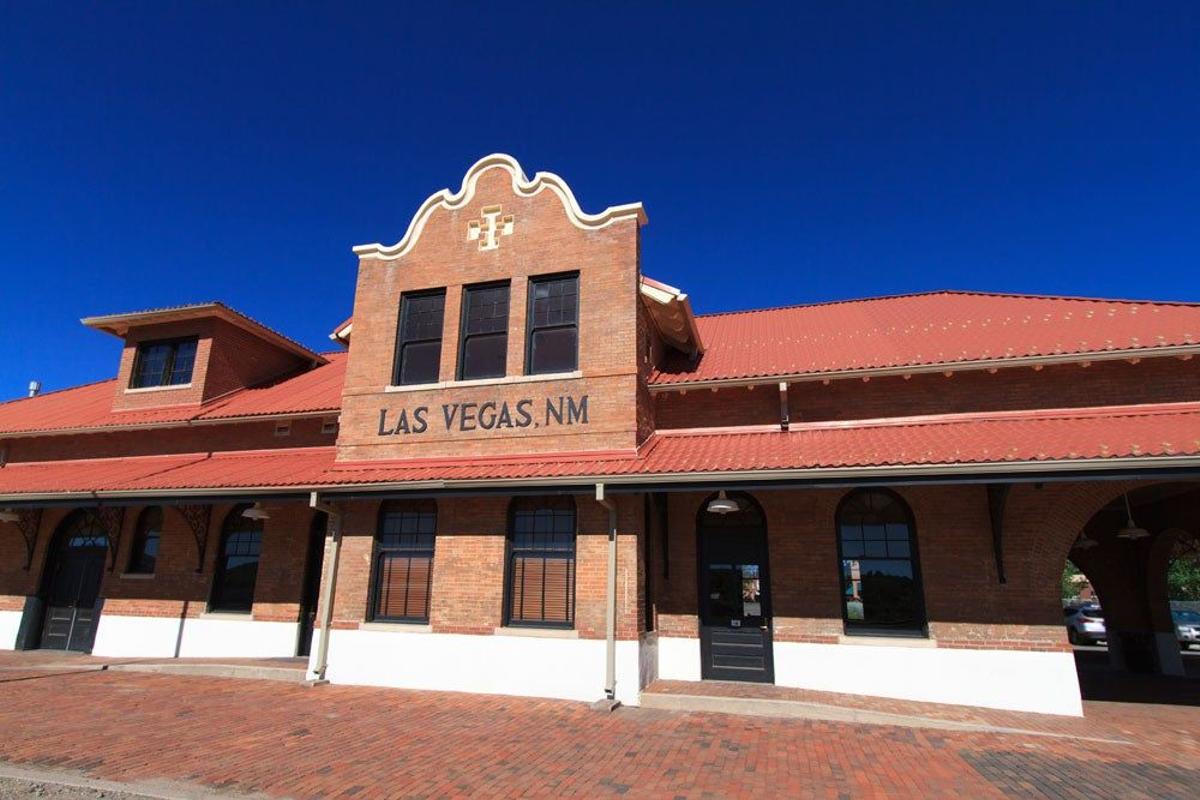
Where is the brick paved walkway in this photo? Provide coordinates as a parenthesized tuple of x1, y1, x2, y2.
(1, 655, 1198, 798)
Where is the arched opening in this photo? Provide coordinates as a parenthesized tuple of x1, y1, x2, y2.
(38, 510, 109, 652)
(209, 505, 263, 614)
(695, 491, 772, 683)
(835, 488, 927, 638)
(1067, 482, 1200, 703)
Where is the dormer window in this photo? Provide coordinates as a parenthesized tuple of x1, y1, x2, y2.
(130, 338, 198, 389)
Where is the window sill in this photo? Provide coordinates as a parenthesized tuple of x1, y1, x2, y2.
(384, 371, 582, 393)
(119, 572, 154, 580)
(837, 634, 936, 648)
(124, 383, 193, 395)
(200, 611, 253, 621)
(493, 626, 578, 639)
(359, 622, 432, 633)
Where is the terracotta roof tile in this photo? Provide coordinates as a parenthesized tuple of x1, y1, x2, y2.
(0, 354, 345, 435)
(650, 290, 1200, 385)
(3, 402, 1195, 499)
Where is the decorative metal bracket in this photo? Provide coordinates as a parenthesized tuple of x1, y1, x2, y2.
(987, 483, 1010, 584)
(176, 504, 212, 572)
(16, 508, 43, 571)
(91, 506, 126, 572)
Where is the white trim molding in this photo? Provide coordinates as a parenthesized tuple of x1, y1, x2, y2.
(353, 154, 647, 261)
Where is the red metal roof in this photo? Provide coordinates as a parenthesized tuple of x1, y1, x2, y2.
(0, 353, 346, 435)
(649, 291, 1200, 385)
(2, 402, 1196, 499)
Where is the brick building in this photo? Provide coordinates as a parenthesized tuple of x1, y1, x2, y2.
(2, 154, 1199, 716)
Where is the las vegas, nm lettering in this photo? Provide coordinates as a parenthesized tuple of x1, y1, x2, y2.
(377, 395, 589, 436)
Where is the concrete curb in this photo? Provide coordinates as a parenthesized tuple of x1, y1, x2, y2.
(0, 761, 272, 800)
(104, 663, 305, 683)
(637, 692, 1131, 744)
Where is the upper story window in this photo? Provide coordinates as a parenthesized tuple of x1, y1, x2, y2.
(393, 290, 446, 386)
(130, 338, 198, 388)
(526, 273, 579, 375)
(127, 506, 162, 575)
(836, 489, 927, 637)
(458, 282, 510, 381)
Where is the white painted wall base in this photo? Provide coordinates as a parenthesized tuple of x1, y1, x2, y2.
(321, 628, 643, 706)
(93, 615, 181, 657)
(648, 636, 1082, 716)
(657, 636, 701, 682)
(773, 641, 1084, 716)
(91, 614, 299, 659)
(0, 610, 23, 650)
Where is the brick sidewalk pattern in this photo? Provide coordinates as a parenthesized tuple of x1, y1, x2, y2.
(0, 662, 1198, 798)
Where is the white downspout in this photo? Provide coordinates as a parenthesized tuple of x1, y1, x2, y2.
(594, 483, 618, 703)
(308, 491, 343, 683)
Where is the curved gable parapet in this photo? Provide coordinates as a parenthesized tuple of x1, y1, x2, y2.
(352, 153, 647, 261)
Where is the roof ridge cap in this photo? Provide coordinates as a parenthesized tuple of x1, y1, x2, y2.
(694, 289, 1200, 321)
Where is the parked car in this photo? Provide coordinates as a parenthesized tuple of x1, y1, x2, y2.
(1064, 604, 1106, 645)
(1172, 609, 1200, 650)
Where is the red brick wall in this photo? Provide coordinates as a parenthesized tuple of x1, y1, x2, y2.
(4, 416, 335, 464)
(0, 501, 317, 624)
(653, 356, 1200, 429)
(337, 165, 643, 460)
(649, 482, 1155, 653)
(109, 318, 311, 413)
(319, 494, 644, 641)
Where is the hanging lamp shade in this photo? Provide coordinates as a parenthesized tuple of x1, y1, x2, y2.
(241, 502, 271, 521)
(706, 491, 739, 515)
(1115, 493, 1149, 540)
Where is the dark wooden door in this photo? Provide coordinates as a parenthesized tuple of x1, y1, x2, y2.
(40, 529, 108, 652)
(698, 499, 773, 683)
(296, 514, 327, 657)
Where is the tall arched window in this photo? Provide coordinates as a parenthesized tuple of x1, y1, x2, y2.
(370, 500, 437, 623)
(506, 496, 576, 628)
(127, 506, 162, 575)
(836, 489, 926, 636)
(210, 505, 263, 614)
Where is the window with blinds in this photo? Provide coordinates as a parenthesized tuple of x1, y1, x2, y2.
(371, 500, 436, 623)
(458, 282, 510, 380)
(506, 496, 576, 627)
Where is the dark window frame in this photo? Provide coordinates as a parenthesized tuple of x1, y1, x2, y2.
(524, 272, 580, 375)
(208, 504, 263, 615)
(369, 499, 437, 624)
(126, 506, 162, 575)
(834, 488, 928, 638)
(503, 496, 577, 629)
(129, 337, 199, 389)
(392, 289, 447, 386)
(456, 281, 511, 381)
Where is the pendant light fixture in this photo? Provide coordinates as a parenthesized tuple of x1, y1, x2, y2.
(706, 490, 739, 515)
(241, 502, 271, 521)
(1115, 493, 1150, 540)
(1072, 532, 1099, 551)
(0, 508, 19, 524)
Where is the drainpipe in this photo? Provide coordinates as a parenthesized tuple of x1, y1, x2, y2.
(308, 491, 343, 683)
(594, 483, 618, 703)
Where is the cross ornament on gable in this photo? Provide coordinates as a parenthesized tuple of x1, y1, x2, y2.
(466, 205, 514, 251)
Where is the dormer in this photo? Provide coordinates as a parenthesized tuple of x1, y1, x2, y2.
(82, 302, 327, 412)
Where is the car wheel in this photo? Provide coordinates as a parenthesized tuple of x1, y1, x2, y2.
(1068, 628, 1079, 645)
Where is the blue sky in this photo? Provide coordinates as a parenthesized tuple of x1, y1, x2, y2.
(2, 3, 1198, 399)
